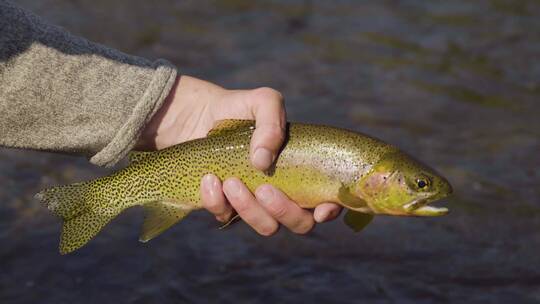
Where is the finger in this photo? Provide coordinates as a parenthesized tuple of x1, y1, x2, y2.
(222, 178, 279, 236)
(200, 174, 233, 222)
(255, 184, 315, 234)
(313, 203, 343, 223)
(246, 87, 286, 171)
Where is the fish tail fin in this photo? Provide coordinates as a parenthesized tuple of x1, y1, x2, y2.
(35, 182, 118, 254)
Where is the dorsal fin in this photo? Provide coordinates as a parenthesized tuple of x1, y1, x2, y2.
(128, 151, 154, 163)
(139, 200, 193, 243)
(207, 119, 255, 137)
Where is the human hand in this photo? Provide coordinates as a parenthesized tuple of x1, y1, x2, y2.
(137, 75, 342, 235)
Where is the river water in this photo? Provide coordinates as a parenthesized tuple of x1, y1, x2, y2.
(1, 0, 539, 303)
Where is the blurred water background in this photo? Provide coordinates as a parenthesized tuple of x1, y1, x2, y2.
(1, 0, 540, 303)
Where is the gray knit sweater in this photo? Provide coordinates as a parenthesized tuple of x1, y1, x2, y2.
(0, 1, 178, 166)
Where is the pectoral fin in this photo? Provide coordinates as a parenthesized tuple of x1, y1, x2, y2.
(338, 184, 369, 210)
(139, 200, 193, 242)
(344, 210, 373, 232)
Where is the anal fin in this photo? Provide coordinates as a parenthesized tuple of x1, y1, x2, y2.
(139, 200, 193, 243)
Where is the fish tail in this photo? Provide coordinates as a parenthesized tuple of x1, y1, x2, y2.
(35, 182, 119, 255)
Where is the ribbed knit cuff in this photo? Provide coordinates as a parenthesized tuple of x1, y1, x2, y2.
(90, 59, 177, 167)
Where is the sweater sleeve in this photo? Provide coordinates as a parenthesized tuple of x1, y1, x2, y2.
(0, 1, 178, 167)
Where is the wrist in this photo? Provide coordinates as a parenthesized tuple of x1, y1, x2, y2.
(135, 75, 226, 151)
(135, 75, 180, 150)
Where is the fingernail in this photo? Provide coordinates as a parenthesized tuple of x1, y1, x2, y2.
(253, 148, 273, 170)
(202, 174, 218, 193)
(202, 174, 214, 185)
(224, 178, 241, 195)
(256, 185, 274, 204)
(314, 210, 327, 223)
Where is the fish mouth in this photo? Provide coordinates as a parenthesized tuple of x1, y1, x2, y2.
(403, 193, 449, 216)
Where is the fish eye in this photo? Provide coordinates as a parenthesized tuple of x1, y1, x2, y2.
(416, 178, 430, 190)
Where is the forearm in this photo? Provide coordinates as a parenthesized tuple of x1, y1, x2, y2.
(0, 1, 177, 166)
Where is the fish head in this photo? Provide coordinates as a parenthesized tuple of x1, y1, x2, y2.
(352, 152, 452, 216)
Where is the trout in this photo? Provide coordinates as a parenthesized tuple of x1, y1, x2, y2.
(36, 120, 453, 254)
